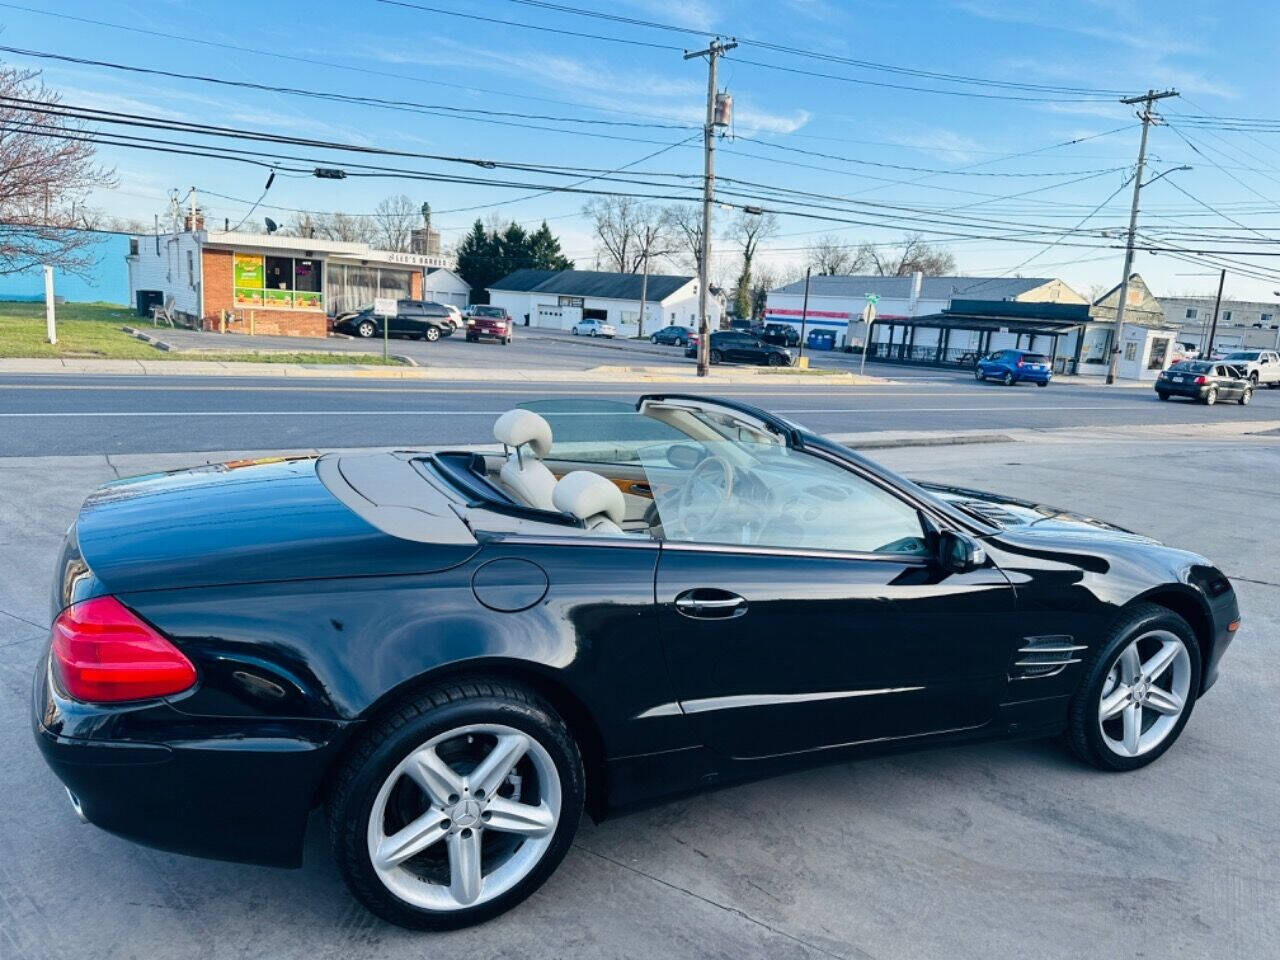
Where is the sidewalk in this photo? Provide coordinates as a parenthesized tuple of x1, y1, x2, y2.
(0, 356, 887, 385)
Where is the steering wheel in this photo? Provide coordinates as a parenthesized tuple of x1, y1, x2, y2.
(666, 455, 734, 538)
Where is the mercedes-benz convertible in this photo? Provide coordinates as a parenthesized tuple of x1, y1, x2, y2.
(33, 395, 1239, 929)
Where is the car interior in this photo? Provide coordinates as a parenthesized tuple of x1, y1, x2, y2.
(469, 404, 931, 556)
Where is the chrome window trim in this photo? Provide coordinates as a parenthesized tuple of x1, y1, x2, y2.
(660, 540, 932, 564)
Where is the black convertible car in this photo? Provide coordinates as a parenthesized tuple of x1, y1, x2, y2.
(34, 396, 1239, 930)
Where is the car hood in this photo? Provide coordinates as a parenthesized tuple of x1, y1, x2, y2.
(916, 481, 1160, 546)
(73, 458, 476, 595)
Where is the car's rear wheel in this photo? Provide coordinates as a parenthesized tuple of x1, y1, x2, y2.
(1002, 371, 1014, 386)
(1204, 386, 1218, 405)
(1240, 387, 1252, 405)
(1035, 380, 1048, 387)
(357, 320, 376, 338)
(329, 681, 584, 930)
(1157, 391, 1170, 401)
(1065, 604, 1200, 772)
(709, 349, 722, 364)
(767, 353, 784, 367)
(424, 327, 441, 342)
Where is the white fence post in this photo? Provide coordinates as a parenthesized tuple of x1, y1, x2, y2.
(43, 265, 57, 345)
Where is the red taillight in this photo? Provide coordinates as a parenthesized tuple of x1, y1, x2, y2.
(1194, 375, 1207, 385)
(50, 596, 196, 703)
(1016, 359, 1024, 367)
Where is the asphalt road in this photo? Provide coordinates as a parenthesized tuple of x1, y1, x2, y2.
(2, 431, 1277, 960)
(3, 369, 1280, 456)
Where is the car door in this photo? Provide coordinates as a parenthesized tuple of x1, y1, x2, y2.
(1217, 365, 1240, 398)
(651, 442, 1019, 761)
(390, 300, 418, 336)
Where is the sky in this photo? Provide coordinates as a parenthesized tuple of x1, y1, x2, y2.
(5, 0, 1280, 302)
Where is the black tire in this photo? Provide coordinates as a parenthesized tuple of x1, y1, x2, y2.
(504, 337, 512, 345)
(767, 353, 784, 367)
(975, 368, 985, 382)
(709, 349, 722, 364)
(356, 320, 377, 339)
(1065, 603, 1201, 772)
(650, 335, 658, 344)
(1204, 387, 1218, 406)
(1157, 391, 1170, 401)
(1240, 388, 1252, 405)
(1249, 371, 1259, 385)
(465, 334, 477, 343)
(1036, 380, 1048, 387)
(1002, 370, 1014, 386)
(328, 680, 585, 931)
(424, 326, 441, 343)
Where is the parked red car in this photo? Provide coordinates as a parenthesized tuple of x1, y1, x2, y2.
(464, 306, 513, 344)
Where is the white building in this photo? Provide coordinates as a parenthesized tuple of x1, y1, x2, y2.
(488, 269, 722, 336)
(1160, 295, 1280, 354)
(763, 273, 1085, 351)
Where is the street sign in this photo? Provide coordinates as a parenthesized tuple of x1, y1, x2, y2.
(373, 297, 397, 317)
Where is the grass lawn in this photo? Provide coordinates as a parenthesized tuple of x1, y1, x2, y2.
(0, 301, 403, 364)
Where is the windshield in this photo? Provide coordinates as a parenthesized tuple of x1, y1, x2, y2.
(1225, 351, 1258, 360)
(472, 306, 504, 317)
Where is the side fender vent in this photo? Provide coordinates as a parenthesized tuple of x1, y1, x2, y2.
(1011, 635, 1086, 680)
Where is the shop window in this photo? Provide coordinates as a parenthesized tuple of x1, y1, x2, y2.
(234, 252, 324, 309)
(1148, 338, 1168, 370)
(1222, 310, 1232, 324)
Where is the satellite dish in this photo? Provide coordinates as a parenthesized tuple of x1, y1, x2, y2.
(264, 217, 278, 234)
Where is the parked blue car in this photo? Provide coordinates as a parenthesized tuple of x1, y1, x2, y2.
(975, 348, 1052, 386)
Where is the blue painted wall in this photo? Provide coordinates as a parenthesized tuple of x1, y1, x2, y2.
(0, 233, 131, 305)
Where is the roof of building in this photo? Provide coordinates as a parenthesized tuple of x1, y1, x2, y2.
(770, 274, 1057, 301)
(490, 269, 694, 301)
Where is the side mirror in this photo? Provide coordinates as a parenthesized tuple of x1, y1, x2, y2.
(938, 529, 987, 573)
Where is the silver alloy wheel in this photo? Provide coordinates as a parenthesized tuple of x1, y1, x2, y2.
(367, 723, 561, 912)
(1097, 629, 1192, 758)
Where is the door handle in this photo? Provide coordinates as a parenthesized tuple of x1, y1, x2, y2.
(674, 590, 747, 619)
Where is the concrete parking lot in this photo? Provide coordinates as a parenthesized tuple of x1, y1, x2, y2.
(2, 420, 1277, 960)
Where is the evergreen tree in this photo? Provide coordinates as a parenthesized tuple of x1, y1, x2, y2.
(734, 265, 752, 320)
(528, 221, 574, 270)
(455, 219, 494, 301)
(498, 222, 531, 274)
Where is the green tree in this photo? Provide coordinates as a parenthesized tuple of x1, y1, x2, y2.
(455, 219, 499, 303)
(528, 220, 574, 270)
(497, 222, 531, 274)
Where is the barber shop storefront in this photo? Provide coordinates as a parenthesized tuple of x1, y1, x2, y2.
(128, 224, 458, 338)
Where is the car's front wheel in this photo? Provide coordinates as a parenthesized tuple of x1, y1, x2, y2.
(1002, 370, 1014, 386)
(328, 681, 584, 930)
(975, 368, 985, 381)
(767, 353, 784, 367)
(709, 349, 722, 364)
(356, 320, 377, 338)
(1065, 603, 1200, 772)
(1240, 387, 1252, 405)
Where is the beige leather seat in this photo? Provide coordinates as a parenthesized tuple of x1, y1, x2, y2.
(494, 409, 556, 510)
(552, 471, 626, 535)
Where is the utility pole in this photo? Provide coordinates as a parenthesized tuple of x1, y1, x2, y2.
(1106, 88, 1178, 384)
(684, 37, 737, 376)
(637, 254, 650, 339)
(1205, 269, 1226, 359)
(798, 267, 811, 363)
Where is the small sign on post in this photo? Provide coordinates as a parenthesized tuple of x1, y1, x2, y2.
(43, 265, 57, 345)
(859, 294, 879, 376)
(374, 297, 396, 362)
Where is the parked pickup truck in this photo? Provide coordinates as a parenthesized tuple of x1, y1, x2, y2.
(1220, 349, 1280, 387)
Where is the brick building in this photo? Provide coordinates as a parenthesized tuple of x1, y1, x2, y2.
(127, 217, 465, 338)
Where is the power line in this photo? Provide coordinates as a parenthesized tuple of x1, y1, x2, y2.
(0, 2, 690, 127)
(495, 0, 1131, 97)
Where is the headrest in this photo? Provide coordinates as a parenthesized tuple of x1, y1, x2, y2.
(493, 409, 552, 458)
(552, 471, 625, 526)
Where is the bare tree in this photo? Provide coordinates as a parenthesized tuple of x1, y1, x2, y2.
(661, 204, 707, 275)
(373, 194, 419, 251)
(0, 63, 115, 277)
(584, 196, 652, 273)
(865, 234, 956, 276)
(729, 211, 778, 318)
(805, 235, 859, 276)
(284, 210, 321, 239)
